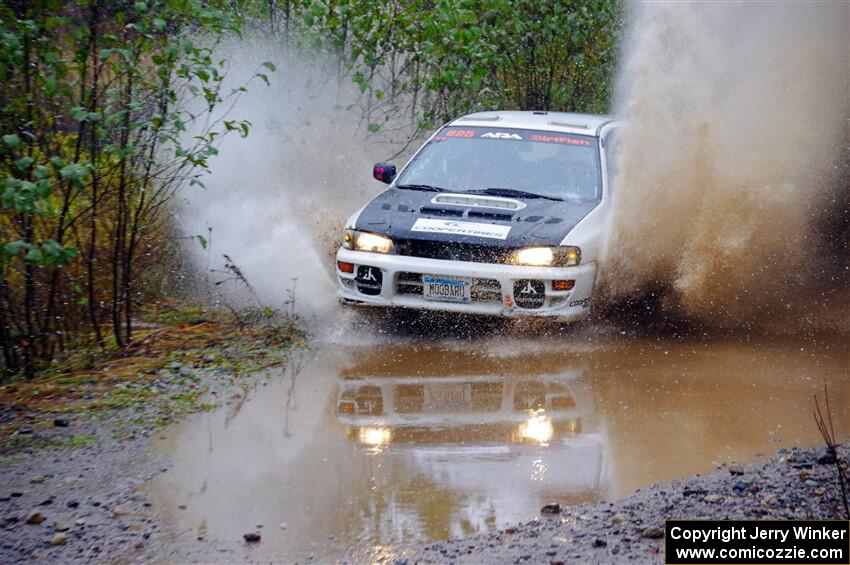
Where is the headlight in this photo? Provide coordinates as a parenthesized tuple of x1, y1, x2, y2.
(512, 246, 581, 267)
(342, 229, 394, 254)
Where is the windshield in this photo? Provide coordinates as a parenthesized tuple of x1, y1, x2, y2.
(396, 126, 601, 201)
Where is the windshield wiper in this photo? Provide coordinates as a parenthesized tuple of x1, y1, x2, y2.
(465, 187, 563, 201)
(396, 183, 450, 192)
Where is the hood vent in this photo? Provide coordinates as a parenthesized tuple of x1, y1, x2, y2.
(419, 206, 464, 217)
(468, 210, 513, 221)
(431, 194, 526, 211)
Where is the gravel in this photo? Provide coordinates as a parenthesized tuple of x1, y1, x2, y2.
(0, 365, 256, 564)
(405, 445, 849, 564)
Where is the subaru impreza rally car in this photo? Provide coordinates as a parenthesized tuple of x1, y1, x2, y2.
(335, 111, 621, 323)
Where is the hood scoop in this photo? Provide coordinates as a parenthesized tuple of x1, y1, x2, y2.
(431, 193, 526, 211)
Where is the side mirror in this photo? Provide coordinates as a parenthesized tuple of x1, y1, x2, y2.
(373, 163, 396, 184)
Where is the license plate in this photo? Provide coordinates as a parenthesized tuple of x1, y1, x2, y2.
(424, 383, 472, 411)
(422, 275, 471, 303)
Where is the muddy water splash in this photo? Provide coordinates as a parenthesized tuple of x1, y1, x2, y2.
(605, 2, 849, 331)
(176, 39, 408, 325)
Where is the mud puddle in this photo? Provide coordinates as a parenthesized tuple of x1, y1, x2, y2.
(146, 330, 848, 563)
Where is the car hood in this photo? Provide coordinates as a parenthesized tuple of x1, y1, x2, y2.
(354, 188, 599, 248)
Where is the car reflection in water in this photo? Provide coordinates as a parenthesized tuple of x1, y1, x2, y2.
(336, 360, 605, 523)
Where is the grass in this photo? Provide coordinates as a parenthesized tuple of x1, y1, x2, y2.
(0, 299, 304, 452)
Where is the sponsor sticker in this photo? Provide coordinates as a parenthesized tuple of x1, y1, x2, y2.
(529, 134, 591, 146)
(412, 218, 512, 240)
(480, 131, 523, 140)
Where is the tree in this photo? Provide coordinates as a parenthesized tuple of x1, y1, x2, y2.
(0, 0, 268, 377)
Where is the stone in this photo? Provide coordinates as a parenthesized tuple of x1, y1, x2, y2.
(540, 503, 561, 515)
(243, 532, 261, 543)
(54, 522, 70, 532)
(112, 506, 129, 517)
(641, 527, 664, 539)
(52, 533, 68, 545)
(611, 513, 627, 524)
(25, 511, 45, 525)
(53, 418, 70, 428)
(816, 451, 836, 465)
(30, 476, 45, 484)
(592, 538, 607, 548)
(728, 464, 745, 475)
(732, 480, 748, 492)
(703, 494, 722, 503)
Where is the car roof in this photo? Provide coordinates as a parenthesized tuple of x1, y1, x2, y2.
(448, 110, 616, 137)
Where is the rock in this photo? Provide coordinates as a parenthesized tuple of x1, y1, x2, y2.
(816, 452, 836, 465)
(732, 480, 749, 492)
(112, 505, 129, 517)
(504, 527, 517, 534)
(641, 527, 664, 539)
(728, 464, 745, 475)
(611, 513, 627, 524)
(134, 541, 145, 550)
(75, 519, 86, 527)
(203, 354, 216, 363)
(804, 479, 818, 487)
(10, 492, 23, 498)
(703, 494, 722, 503)
(30, 476, 45, 484)
(0, 495, 9, 502)
(54, 522, 70, 532)
(66, 500, 79, 508)
(243, 532, 261, 543)
(279, 522, 288, 530)
(40, 498, 53, 506)
(540, 503, 561, 515)
(52, 533, 68, 545)
(592, 538, 607, 548)
(53, 418, 70, 428)
(25, 511, 45, 525)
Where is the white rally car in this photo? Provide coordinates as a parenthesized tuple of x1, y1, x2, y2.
(336, 111, 621, 323)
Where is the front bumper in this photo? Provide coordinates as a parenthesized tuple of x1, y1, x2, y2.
(335, 247, 596, 323)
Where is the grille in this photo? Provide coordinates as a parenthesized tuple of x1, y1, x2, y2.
(396, 273, 502, 303)
(395, 240, 514, 264)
